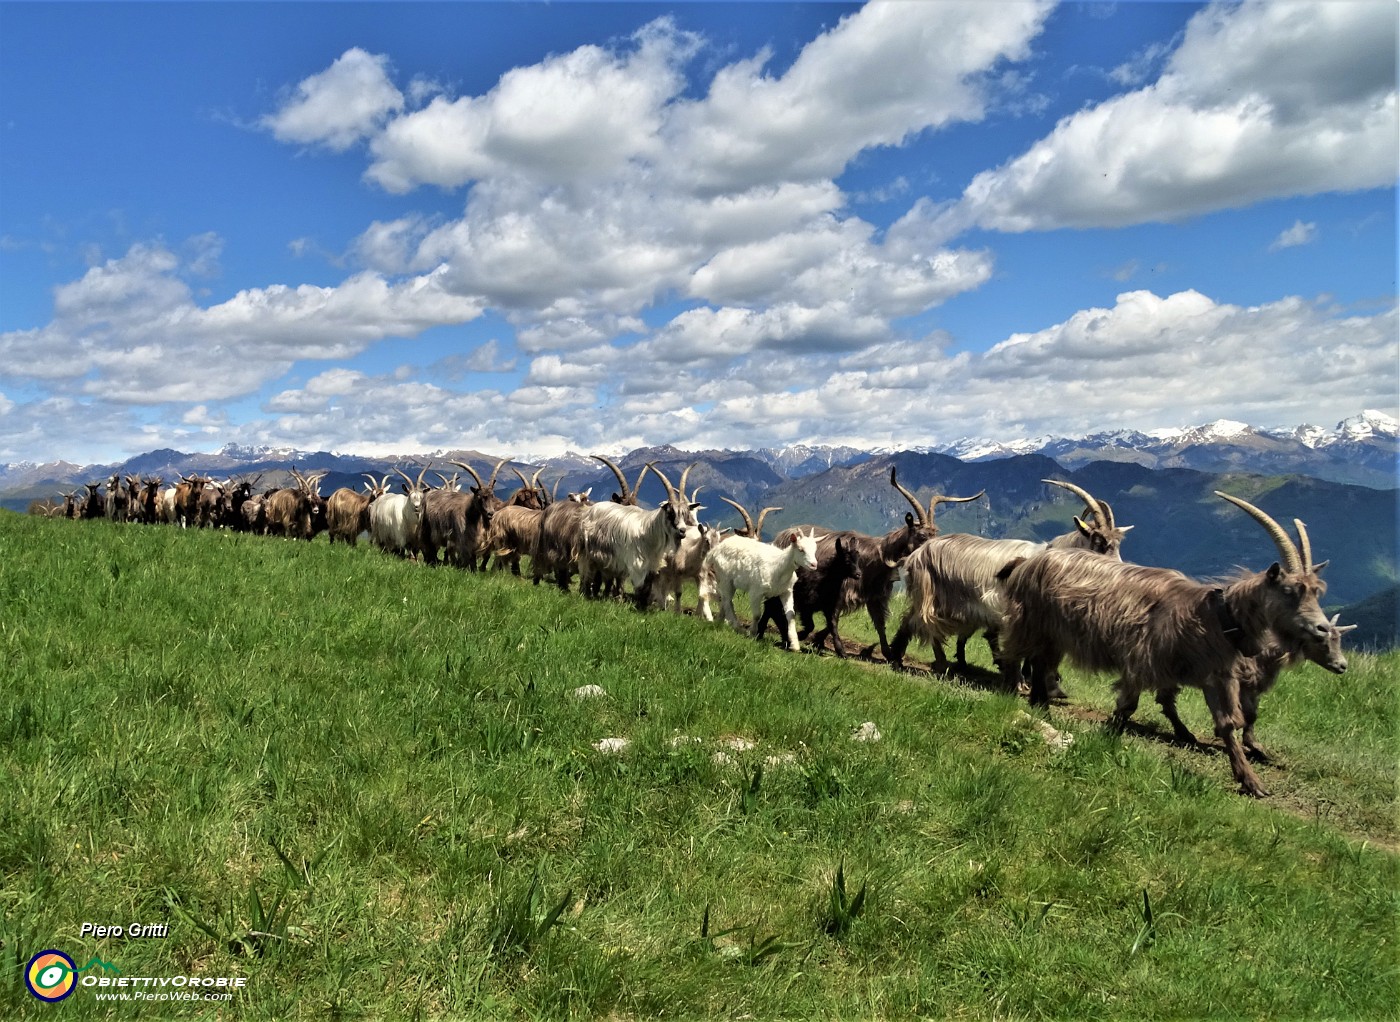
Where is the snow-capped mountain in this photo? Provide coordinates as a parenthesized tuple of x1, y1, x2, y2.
(934, 411, 1397, 488)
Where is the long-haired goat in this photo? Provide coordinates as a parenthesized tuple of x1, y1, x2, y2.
(887, 479, 1131, 673)
(326, 474, 388, 545)
(1128, 501, 1354, 764)
(699, 530, 820, 650)
(578, 459, 694, 609)
(370, 466, 431, 558)
(995, 491, 1349, 797)
(530, 484, 593, 590)
(264, 469, 326, 540)
(417, 459, 506, 569)
(775, 468, 982, 661)
(484, 469, 552, 575)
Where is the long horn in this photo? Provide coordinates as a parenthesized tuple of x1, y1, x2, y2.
(551, 477, 563, 502)
(393, 468, 417, 491)
(648, 463, 679, 504)
(890, 467, 927, 526)
(1215, 491, 1303, 574)
(530, 468, 544, 488)
(451, 460, 485, 490)
(930, 490, 985, 526)
(486, 458, 507, 492)
(511, 466, 531, 489)
(678, 462, 698, 501)
(720, 496, 755, 535)
(754, 506, 783, 543)
(1293, 518, 1313, 574)
(590, 454, 631, 503)
(1042, 478, 1108, 526)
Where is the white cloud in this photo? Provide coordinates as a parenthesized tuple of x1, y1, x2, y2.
(0, 242, 483, 403)
(955, 0, 1398, 232)
(367, 19, 697, 192)
(1269, 219, 1317, 251)
(262, 48, 404, 151)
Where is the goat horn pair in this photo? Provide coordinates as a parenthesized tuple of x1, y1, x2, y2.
(1215, 491, 1309, 575)
(1042, 479, 1115, 530)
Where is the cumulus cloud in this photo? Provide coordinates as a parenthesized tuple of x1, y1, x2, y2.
(0, 241, 483, 403)
(262, 48, 404, 151)
(954, 0, 1398, 232)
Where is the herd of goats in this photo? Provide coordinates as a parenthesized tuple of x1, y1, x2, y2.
(34, 454, 1356, 798)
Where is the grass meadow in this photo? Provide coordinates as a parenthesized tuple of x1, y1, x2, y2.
(1, 511, 1397, 1020)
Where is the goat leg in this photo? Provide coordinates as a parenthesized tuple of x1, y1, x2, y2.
(1202, 680, 1268, 797)
(1154, 687, 1200, 745)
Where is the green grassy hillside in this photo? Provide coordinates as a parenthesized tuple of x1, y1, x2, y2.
(1, 513, 1396, 1020)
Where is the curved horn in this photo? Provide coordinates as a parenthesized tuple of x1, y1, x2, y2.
(1215, 491, 1303, 575)
(530, 468, 545, 489)
(1042, 478, 1110, 527)
(551, 476, 563, 502)
(890, 467, 927, 527)
(720, 496, 755, 536)
(929, 490, 984, 527)
(678, 462, 698, 501)
(486, 458, 507, 492)
(393, 467, 416, 491)
(647, 463, 679, 504)
(590, 454, 631, 503)
(754, 506, 783, 543)
(451, 460, 485, 490)
(1293, 518, 1314, 574)
(511, 466, 531, 489)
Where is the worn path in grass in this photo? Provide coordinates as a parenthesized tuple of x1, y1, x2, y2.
(788, 631, 1400, 853)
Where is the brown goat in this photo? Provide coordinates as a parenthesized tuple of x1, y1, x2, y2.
(996, 491, 1348, 797)
(326, 475, 388, 545)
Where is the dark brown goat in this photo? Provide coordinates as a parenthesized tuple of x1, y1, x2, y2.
(775, 468, 982, 660)
(417, 460, 506, 568)
(995, 491, 1349, 797)
(530, 487, 594, 590)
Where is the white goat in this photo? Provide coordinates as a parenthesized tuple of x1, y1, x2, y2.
(699, 531, 819, 650)
(369, 468, 429, 559)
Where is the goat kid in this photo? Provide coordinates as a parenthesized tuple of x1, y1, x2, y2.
(699, 531, 820, 650)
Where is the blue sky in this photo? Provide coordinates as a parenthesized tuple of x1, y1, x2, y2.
(1, 0, 1396, 465)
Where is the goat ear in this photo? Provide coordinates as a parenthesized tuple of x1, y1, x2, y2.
(1119, 524, 1134, 532)
(1312, 559, 1328, 575)
(1265, 562, 1284, 581)
(904, 511, 915, 528)
(690, 502, 704, 512)
(1074, 516, 1092, 538)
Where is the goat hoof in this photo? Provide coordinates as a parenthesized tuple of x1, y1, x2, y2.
(1245, 744, 1272, 764)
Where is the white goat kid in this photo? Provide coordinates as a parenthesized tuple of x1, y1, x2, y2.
(700, 530, 819, 650)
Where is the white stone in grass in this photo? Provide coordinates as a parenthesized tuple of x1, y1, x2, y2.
(850, 722, 882, 743)
(571, 684, 607, 700)
(592, 737, 630, 754)
(1017, 711, 1074, 751)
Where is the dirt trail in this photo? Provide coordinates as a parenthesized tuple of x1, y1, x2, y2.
(794, 636, 1399, 855)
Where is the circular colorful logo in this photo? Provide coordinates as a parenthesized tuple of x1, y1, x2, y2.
(26, 950, 78, 1002)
